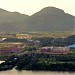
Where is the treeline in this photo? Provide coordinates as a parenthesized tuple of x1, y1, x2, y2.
(1, 54, 75, 71)
(33, 35, 75, 47)
(3, 38, 28, 42)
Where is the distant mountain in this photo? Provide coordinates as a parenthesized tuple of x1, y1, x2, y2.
(0, 7, 74, 32)
(0, 8, 29, 32)
(23, 7, 74, 32)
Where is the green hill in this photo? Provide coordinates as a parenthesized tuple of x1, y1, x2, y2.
(0, 8, 29, 32)
(23, 7, 74, 32)
(0, 7, 74, 32)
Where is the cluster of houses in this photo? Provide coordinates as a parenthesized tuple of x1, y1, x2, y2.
(27, 39, 40, 46)
(0, 40, 75, 55)
(38, 47, 70, 54)
(38, 44, 75, 55)
(0, 33, 32, 42)
(15, 34, 32, 39)
(0, 46, 72, 55)
(0, 43, 25, 55)
(0, 47, 23, 55)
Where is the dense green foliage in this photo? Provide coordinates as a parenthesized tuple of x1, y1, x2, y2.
(15, 54, 75, 71)
(66, 35, 75, 45)
(33, 35, 75, 47)
(3, 38, 28, 42)
(0, 55, 19, 71)
(1, 54, 75, 71)
(23, 46, 37, 51)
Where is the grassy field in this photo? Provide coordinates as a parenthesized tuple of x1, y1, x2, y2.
(29, 31, 75, 38)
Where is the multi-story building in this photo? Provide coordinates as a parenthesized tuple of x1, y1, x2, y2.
(39, 47, 70, 54)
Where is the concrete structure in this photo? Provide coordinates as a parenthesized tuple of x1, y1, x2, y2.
(15, 34, 32, 39)
(0, 38, 6, 41)
(68, 44, 75, 49)
(39, 47, 70, 54)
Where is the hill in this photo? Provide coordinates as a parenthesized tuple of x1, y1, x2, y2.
(23, 7, 74, 32)
(0, 7, 74, 32)
(0, 8, 29, 32)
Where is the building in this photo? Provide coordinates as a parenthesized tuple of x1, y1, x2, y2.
(15, 34, 32, 39)
(0, 48, 22, 55)
(68, 44, 75, 49)
(39, 47, 70, 54)
(0, 38, 6, 41)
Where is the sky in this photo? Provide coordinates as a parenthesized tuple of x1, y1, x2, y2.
(0, 0, 75, 16)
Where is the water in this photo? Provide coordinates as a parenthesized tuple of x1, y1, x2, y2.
(0, 69, 75, 75)
(0, 61, 75, 75)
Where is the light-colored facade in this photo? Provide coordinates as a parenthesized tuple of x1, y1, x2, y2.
(15, 34, 32, 39)
(39, 47, 70, 54)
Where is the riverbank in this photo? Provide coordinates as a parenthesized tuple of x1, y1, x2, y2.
(0, 69, 75, 75)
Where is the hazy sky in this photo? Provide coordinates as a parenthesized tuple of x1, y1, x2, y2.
(0, 0, 75, 16)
